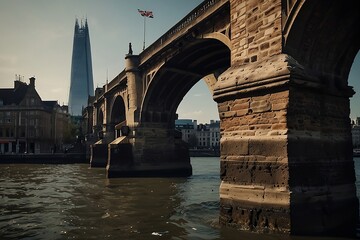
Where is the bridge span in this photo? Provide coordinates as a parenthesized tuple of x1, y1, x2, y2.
(83, 0, 360, 236)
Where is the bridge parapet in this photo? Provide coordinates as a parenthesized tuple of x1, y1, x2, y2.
(139, 0, 228, 65)
(106, 71, 126, 93)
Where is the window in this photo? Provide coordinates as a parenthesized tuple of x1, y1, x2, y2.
(29, 130, 34, 137)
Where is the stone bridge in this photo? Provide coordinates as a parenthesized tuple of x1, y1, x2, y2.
(84, 0, 360, 236)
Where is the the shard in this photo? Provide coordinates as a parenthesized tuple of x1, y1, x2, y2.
(68, 18, 94, 116)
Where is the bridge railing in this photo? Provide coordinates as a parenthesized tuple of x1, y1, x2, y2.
(107, 71, 126, 92)
(139, 0, 225, 65)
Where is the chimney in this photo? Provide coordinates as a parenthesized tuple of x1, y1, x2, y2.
(14, 80, 21, 89)
(29, 76, 35, 87)
(14, 74, 22, 89)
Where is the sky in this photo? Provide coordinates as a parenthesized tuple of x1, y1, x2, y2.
(0, 0, 359, 124)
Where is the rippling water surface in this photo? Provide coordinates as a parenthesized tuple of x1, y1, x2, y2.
(0, 157, 359, 239)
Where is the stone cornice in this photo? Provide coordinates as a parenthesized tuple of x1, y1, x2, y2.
(213, 54, 353, 101)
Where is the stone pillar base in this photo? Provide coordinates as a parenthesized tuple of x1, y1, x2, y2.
(106, 135, 192, 178)
(90, 142, 108, 168)
(214, 54, 358, 237)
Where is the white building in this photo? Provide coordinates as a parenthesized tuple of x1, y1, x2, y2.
(175, 119, 220, 149)
(352, 117, 360, 148)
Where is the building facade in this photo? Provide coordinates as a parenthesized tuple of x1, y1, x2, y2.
(68, 18, 94, 116)
(175, 119, 196, 144)
(352, 117, 360, 148)
(175, 119, 220, 149)
(0, 77, 70, 154)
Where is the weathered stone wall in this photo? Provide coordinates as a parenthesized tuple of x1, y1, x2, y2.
(230, 0, 282, 66)
(216, 66, 291, 232)
(288, 85, 358, 235)
(106, 122, 192, 177)
(217, 55, 358, 235)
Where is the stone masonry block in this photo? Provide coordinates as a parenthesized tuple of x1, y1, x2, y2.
(270, 91, 289, 101)
(232, 102, 250, 111)
(221, 137, 249, 156)
(249, 137, 287, 157)
(250, 100, 271, 113)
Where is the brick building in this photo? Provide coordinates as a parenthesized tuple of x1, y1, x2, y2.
(0, 76, 70, 154)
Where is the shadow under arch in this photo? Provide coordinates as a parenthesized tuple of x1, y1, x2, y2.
(98, 109, 104, 126)
(140, 37, 231, 127)
(110, 95, 126, 139)
(284, 0, 360, 87)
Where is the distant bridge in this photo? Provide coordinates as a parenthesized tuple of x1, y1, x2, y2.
(84, 0, 360, 236)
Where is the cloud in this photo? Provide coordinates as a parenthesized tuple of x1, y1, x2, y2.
(180, 110, 203, 117)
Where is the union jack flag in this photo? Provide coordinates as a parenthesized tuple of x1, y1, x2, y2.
(138, 9, 154, 18)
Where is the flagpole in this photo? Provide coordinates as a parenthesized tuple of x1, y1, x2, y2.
(143, 16, 146, 50)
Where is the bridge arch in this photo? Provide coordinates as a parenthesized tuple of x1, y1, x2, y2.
(198, 32, 231, 50)
(110, 95, 126, 138)
(284, 0, 360, 87)
(140, 37, 231, 125)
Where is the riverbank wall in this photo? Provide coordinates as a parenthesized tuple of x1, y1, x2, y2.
(0, 153, 87, 164)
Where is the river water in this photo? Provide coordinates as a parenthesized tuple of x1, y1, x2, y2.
(0, 157, 359, 240)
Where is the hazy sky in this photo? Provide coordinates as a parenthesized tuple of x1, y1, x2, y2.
(0, 0, 359, 123)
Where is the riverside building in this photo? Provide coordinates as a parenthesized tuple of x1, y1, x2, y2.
(352, 117, 360, 148)
(175, 119, 220, 149)
(0, 76, 70, 154)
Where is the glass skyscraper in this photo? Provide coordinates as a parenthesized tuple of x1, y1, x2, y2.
(68, 18, 94, 116)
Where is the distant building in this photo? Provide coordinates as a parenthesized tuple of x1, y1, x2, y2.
(68, 18, 94, 116)
(175, 119, 220, 149)
(352, 117, 360, 148)
(209, 120, 220, 148)
(175, 119, 197, 143)
(0, 76, 70, 154)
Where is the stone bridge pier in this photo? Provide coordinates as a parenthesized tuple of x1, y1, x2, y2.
(215, 54, 358, 236)
(107, 123, 191, 178)
(105, 52, 192, 178)
(214, 0, 359, 236)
